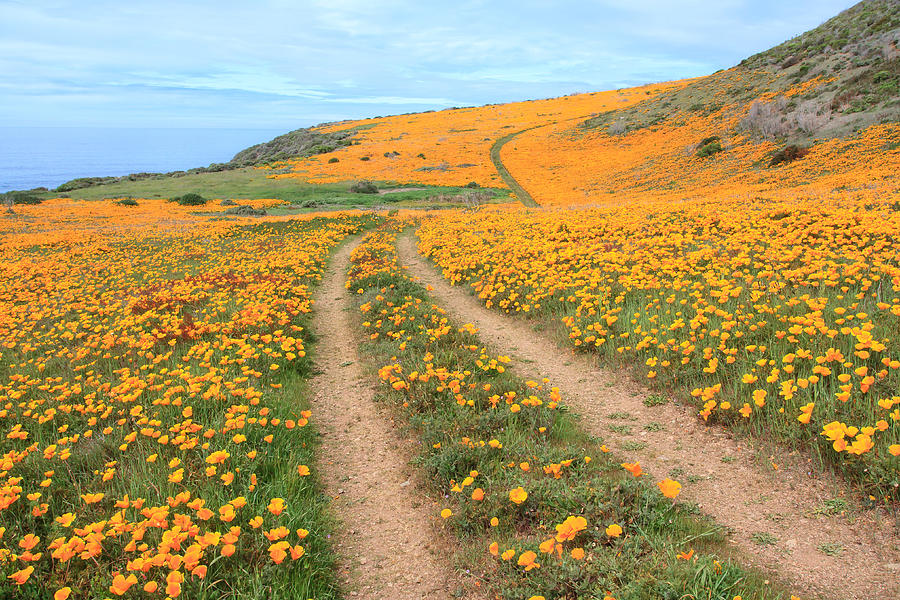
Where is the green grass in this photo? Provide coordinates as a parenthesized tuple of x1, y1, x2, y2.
(608, 424, 634, 435)
(37, 167, 508, 210)
(490, 129, 540, 207)
(817, 542, 845, 556)
(607, 411, 636, 420)
(643, 394, 669, 407)
(811, 498, 849, 517)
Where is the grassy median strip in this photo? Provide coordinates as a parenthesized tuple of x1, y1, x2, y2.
(346, 222, 791, 600)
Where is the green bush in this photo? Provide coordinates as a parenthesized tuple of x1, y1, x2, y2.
(54, 176, 115, 193)
(115, 197, 138, 206)
(2, 191, 43, 205)
(879, 80, 898, 94)
(696, 141, 724, 158)
(327, 157, 339, 163)
(350, 181, 378, 194)
(171, 193, 207, 206)
(224, 205, 266, 217)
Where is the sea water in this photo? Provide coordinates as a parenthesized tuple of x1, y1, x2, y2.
(0, 127, 286, 193)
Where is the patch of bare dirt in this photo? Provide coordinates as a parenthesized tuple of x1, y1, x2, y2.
(309, 239, 463, 599)
(397, 232, 900, 600)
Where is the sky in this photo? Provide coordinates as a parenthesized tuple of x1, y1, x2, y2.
(0, 0, 858, 130)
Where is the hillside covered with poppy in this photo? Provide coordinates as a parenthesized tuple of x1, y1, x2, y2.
(213, 0, 898, 209)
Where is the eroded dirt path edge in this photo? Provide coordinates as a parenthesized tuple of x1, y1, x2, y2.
(308, 238, 457, 600)
(397, 232, 900, 600)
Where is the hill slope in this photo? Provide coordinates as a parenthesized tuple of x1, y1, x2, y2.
(244, 0, 898, 207)
(33, 0, 899, 209)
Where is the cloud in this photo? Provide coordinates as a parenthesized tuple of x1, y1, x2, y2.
(0, 0, 859, 128)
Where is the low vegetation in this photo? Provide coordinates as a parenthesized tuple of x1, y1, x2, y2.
(348, 223, 785, 600)
(349, 180, 378, 194)
(169, 192, 208, 206)
(417, 195, 900, 500)
(0, 213, 376, 598)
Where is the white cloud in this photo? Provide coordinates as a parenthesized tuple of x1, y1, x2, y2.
(0, 0, 860, 127)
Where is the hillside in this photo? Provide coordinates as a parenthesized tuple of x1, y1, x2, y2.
(32, 2, 899, 210)
(237, 0, 897, 208)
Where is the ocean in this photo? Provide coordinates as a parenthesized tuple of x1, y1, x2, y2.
(0, 127, 287, 193)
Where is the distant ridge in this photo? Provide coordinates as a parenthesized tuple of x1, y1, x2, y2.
(583, 0, 899, 141)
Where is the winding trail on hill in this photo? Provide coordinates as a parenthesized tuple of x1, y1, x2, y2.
(397, 232, 900, 600)
(489, 114, 594, 207)
(308, 239, 461, 600)
(490, 128, 541, 207)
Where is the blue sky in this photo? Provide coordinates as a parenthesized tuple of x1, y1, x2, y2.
(0, 0, 856, 130)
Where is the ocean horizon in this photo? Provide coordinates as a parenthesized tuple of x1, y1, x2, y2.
(0, 126, 287, 193)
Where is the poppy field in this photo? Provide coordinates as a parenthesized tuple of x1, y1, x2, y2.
(0, 207, 374, 598)
(261, 81, 684, 190)
(416, 193, 900, 499)
(346, 222, 787, 600)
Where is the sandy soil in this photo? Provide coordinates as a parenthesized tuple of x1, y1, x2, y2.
(308, 238, 463, 599)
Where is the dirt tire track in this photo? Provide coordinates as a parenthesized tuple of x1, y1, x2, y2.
(308, 238, 459, 599)
(397, 232, 900, 600)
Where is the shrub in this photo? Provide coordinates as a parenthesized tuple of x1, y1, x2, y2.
(769, 144, 810, 167)
(328, 157, 339, 163)
(115, 197, 138, 206)
(608, 120, 627, 135)
(2, 191, 43, 205)
(740, 99, 790, 138)
(54, 176, 115, 193)
(879, 80, 898, 95)
(465, 181, 480, 188)
(224, 205, 267, 217)
(350, 181, 378, 194)
(171, 193, 208, 206)
(308, 144, 335, 155)
(359, 156, 370, 161)
(696, 141, 724, 158)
